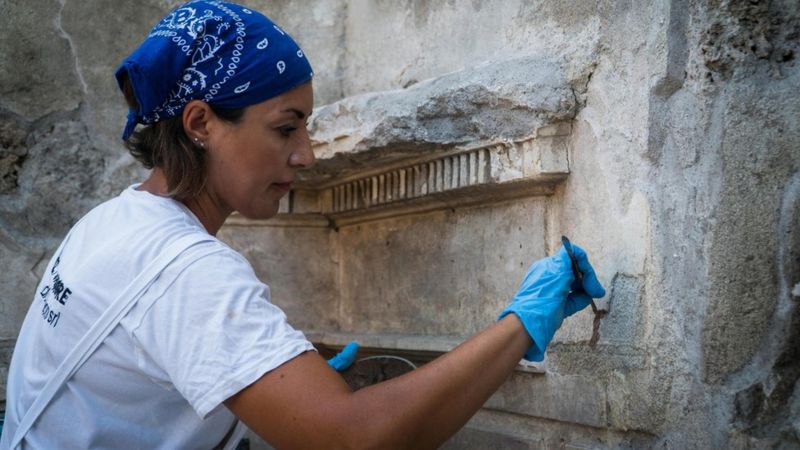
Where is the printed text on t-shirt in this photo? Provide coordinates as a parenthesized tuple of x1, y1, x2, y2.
(38, 256, 72, 327)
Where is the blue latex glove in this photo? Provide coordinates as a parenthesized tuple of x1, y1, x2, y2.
(499, 243, 605, 361)
(326, 341, 360, 371)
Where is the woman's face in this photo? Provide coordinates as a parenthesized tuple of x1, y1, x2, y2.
(204, 82, 314, 220)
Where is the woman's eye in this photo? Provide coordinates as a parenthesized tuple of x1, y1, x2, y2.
(279, 126, 297, 136)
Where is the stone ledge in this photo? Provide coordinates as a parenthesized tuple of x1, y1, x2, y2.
(486, 371, 607, 428)
(446, 409, 658, 448)
(223, 56, 577, 229)
(305, 55, 578, 183)
(224, 213, 330, 228)
(224, 124, 570, 229)
(321, 127, 570, 210)
(308, 331, 546, 374)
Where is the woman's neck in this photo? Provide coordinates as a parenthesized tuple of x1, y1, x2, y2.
(137, 169, 231, 236)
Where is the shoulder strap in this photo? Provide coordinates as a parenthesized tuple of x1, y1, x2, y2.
(10, 233, 218, 449)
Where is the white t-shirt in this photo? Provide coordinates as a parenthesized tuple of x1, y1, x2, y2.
(1, 185, 315, 449)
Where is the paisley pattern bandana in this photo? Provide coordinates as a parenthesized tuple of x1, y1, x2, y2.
(116, 0, 313, 140)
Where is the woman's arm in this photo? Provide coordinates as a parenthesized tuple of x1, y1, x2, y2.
(224, 314, 530, 450)
(226, 243, 605, 449)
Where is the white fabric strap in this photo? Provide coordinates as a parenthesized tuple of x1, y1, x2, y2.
(221, 421, 249, 450)
(10, 233, 217, 449)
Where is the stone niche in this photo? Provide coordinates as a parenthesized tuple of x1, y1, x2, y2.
(218, 57, 627, 445)
(231, 125, 571, 361)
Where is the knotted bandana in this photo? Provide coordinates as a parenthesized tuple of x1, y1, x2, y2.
(116, 0, 313, 140)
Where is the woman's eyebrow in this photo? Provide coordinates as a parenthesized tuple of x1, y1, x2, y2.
(282, 108, 310, 119)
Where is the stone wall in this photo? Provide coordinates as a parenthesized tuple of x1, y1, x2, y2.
(1, 0, 798, 448)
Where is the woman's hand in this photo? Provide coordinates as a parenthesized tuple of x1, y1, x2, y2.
(326, 340, 360, 371)
(499, 242, 605, 361)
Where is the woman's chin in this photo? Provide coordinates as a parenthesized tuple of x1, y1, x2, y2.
(237, 201, 281, 221)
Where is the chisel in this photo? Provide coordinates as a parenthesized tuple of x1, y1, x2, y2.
(561, 235, 605, 347)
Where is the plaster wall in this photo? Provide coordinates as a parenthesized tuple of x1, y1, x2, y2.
(335, 197, 546, 337)
(1, 0, 798, 448)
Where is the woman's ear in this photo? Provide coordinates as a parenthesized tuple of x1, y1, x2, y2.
(182, 100, 213, 142)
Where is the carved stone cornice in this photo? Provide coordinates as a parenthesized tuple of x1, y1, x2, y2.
(225, 122, 571, 228)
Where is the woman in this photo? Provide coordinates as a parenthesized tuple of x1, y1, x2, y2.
(1, 1, 605, 449)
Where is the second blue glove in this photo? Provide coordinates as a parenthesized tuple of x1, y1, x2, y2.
(326, 341, 360, 372)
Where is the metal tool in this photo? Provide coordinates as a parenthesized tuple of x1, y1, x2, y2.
(561, 235, 598, 314)
(561, 235, 605, 348)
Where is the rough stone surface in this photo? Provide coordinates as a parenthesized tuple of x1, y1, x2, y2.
(702, 71, 800, 384)
(599, 273, 645, 346)
(1, 117, 106, 242)
(306, 56, 580, 180)
(338, 0, 608, 99)
(443, 428, 538, 450)
(486, 372, 607, 428)
(0, 231, 42, 408)
(444, 409, 656, 449)
(0, 111, 30, 194)
(0, 338, 13, 409)
(1, 0, 799, 448)
(0, 0, 83, 118)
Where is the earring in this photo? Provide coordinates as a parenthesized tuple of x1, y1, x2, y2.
(193, 137, 204, 147)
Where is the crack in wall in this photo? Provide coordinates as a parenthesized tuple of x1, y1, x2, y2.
(776, 171, 800, 326)
(54, 0, 88, 96)
(333, 0, 348, 102)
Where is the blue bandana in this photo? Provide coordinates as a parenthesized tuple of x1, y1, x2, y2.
(116, 0, 313, 140)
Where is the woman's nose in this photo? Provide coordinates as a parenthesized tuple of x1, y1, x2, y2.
(289, 131, 315, 168)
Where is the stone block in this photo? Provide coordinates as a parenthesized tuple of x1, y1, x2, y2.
(599, 273, 644, 346)
(703, 74, 800, 384)
(0, 0, 82, 118)
(550, 271, 645, 349)
(217, 224, 339, 332)
(306, 55, 578, 180)
(698, 0, 799, 81)
(605, 368, 670, 433)
(448, 409, 657, 449)
(339, 0, 604, 99)
(443, 426, 539, 449)
(0, 110, 31, 194)
(486, 372, 607, 428)
(0, 118, 104, 241)
(337, 197, 546, 336)
(526, 135, 570, 176)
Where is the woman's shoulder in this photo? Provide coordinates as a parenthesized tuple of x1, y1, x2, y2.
(76, 184, 202, 234)
(64, 185, 242, 281)
(125, 233, 264, 330)
(161, 235, 259, 291)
